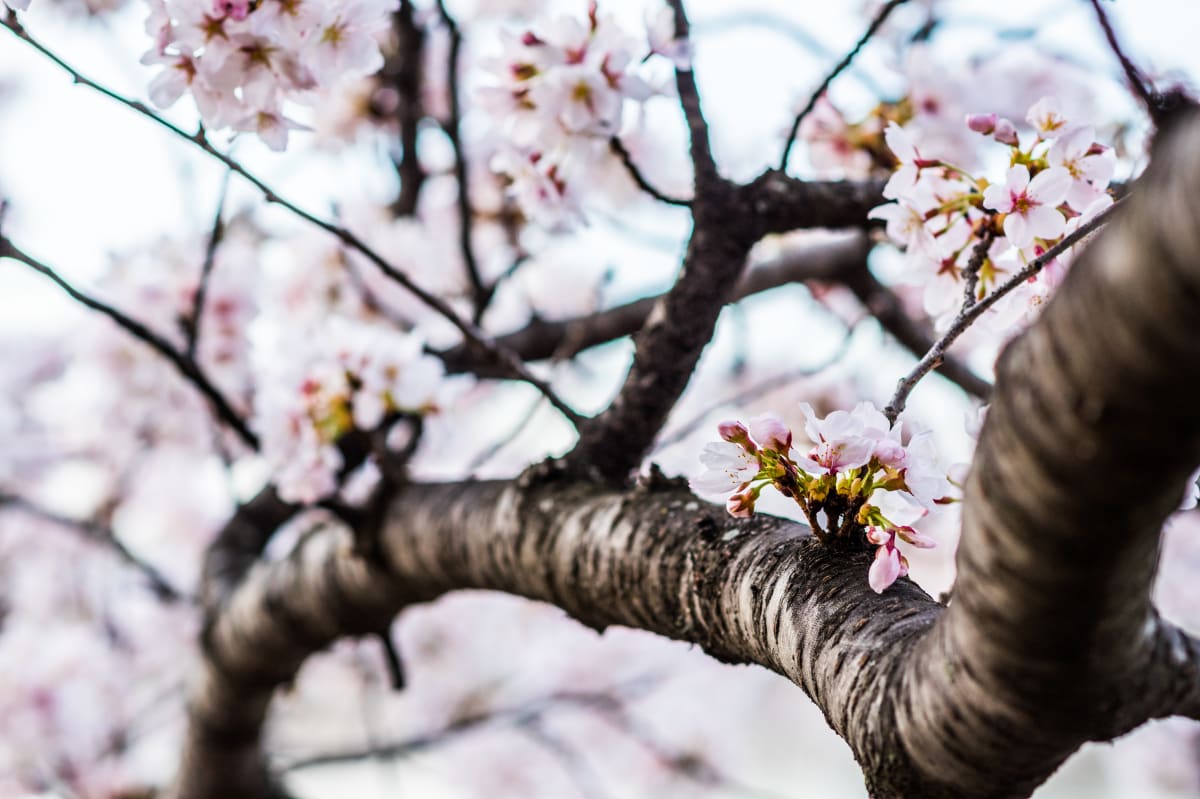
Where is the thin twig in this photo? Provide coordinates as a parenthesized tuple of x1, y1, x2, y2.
(779, 0, 910, 170)
(884, 199, 1123, 422)
(0, 235, 258, 448)
(1087, 0, 1157, 117)
(666, 0, 718, 184)
(654, 318, 863, 450)
(0, 13, 583, 428)
(433, 0, 489, 318)
(278, 676, 663, 772)
(386, 0, 426, 217)
(609, 137, 693, 207)
(0, 491, 191, 603)
(186, 168, 232, 361)
(960, 223, 995, 310)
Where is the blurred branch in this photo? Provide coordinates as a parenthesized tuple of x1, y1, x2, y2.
(779, 0, 910, 170)
(609, 137, 693, 207)
(185, 168, 232, 361)
(0, 491, 190, 603)
(279, 677, 661, 772)
(839, 258, 991, 401)
(432, 0, 489, 318)
(0, 233, 258, 449)
(0, 12, 583, 429)
(386, 0, 426, 216)
(667, 0, 717, 185)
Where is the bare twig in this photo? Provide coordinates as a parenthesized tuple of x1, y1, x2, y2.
(609, 137, 693, 207)
(654, 318, 864, 450)
(278, 677, 662, 772)
(779, 0, 910, 170)
(432, 0, 489, 318)
(0, 491, 191, 602)
(0, 235, 258, 449)
(960, 223, 995, 310)
(884, 199, 1122, 421)
(186, 168, 232, 361)
(666, 0, 718, 184)
(386, 0, 426, 216)
(1087, 0, 1157, 118)
(0, 13, 582, 428)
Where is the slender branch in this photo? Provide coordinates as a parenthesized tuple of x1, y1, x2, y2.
(1087, 0, 1156, 118)
(385, 0, 426, 217)
(0, 491, 190, 602)
(279, 678, 659, 773)
(779, 0, 910, 170)
(0, 13, 582, 428)
(609, 137, 693, 207)
(433, 0, 488, 317)
(666, 0, 718, 185)
(0, 235, 258, 449)
(884, 200, 1121, 421)
(186, 168, 232, 361)
(438, 236, 870, 377)
(653, 317, 864, 451)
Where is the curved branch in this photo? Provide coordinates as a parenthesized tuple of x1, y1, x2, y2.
(898, 111, 1200, 796)
(174, 476, 940, 799)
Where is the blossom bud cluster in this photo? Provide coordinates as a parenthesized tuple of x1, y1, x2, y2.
(691, 402, 952, 593)
(479, 2, 686, 226)
(869, 96, 1117, 327)
(141, 0, 398, 150)
(255, 320, 443, 504)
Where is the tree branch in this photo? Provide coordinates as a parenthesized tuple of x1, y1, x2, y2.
(173, 111, 1200, 799)
(0, 13, 582, 428)
(0, 235, 258, 449)
(438, 235, 871, 377)
(0, 491, 190, 603)
(778, 0, 910, 170)
(385, 0, 426, 217)
(609, 136, 693, 207)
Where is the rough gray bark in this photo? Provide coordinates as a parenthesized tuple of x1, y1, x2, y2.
(171, 111, 1200, 799)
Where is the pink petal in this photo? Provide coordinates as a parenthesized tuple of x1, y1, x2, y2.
(1028, 166, 1071, 207)
(869, 546, 903, 593)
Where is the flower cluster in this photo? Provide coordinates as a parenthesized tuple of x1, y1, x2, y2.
(141, 0, 398, 150)
(478, 2, 685, 226)
(869, 96, 1116, 327)
(255, 320, 443, 503)
(691, 402, 952, 593)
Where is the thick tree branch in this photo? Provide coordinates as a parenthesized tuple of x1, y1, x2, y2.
(174, 112, 1200, 799)
(173, 476, 940, 799)
(385, 0, 426, 217)
(896, 112, 1200, 796)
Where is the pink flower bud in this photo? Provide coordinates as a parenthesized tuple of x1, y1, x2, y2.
(748, 414, 792, 453)
(965, 113, 997, 135)
(993, 118, 1019, 146)
(717, 420, 756, 452)
(726, 488, 756, 518)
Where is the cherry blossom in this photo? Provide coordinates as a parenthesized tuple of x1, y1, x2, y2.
(982, 164, 1070, 250)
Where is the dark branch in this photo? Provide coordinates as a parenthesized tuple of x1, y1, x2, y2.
(385, 0, 426, 217)
(0, 235, 258, 449)
(0, 491, 190, 603)
(778, 0, 910, 170)
(666, 0, 718, 185)
(185, 169, 231, 361)
(883, 199, 1120, 421)
(433, 0, 489, 317)
(609, 136, 693, 207)
(0, 13, 582, 428)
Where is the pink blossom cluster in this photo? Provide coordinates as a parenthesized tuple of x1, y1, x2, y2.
(479, 2, 685, 226)
(254, 319, 443, 504)
(869, 96, 1116, 327)
(691, 402, 952, 593)
(140, 0, 398, 150)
